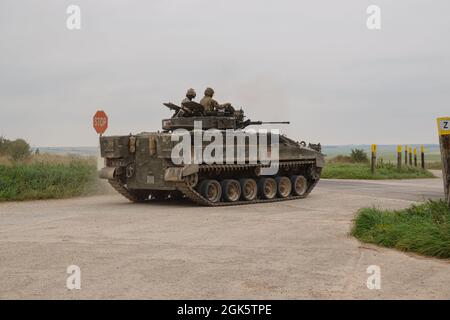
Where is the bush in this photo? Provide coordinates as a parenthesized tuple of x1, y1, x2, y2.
(328, 155, 353, 163)
(0, 136, 31, 162)
(7, 139, 31, 162)
(352, 200, 450, 258)
(350, 148, 369, 163)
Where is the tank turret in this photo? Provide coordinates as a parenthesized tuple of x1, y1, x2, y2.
(162, 101, 289, 131)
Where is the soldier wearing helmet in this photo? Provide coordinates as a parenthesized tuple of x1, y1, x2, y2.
(177, 88, 197, 117)
(200, 87, 220, 113)
(181, 88, 196, 105)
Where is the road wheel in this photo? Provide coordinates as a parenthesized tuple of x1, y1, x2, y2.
(276, 176, 292, 198)
(199, 180, 222, 203)
(291, 175, 308, 196)
(221, 179, 241, 202)
(239, 178, 258, 201)
(258, 177, 277, 199)
(184, 173, 198, 188)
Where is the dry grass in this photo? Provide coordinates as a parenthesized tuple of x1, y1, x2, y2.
(0, 153, 109, 201)
(0, 156, 10, 166)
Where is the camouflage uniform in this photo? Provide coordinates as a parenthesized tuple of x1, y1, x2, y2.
(200, 87, 219, 112)
(181, 88, 196, 105)
(178, 88, 196, 117)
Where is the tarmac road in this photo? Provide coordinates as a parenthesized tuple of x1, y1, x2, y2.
(0, 176, 449, 299)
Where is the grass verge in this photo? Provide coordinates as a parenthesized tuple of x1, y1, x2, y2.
(0, 156, 104, 201)
(322, 163, 435, 179)
(351, 200, 450, 258)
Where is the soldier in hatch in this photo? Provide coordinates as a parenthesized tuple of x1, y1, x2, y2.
(199, 87, 219, 113)
(181, 88, 196, 105)
(199, 87, 233, 114)
(176, 88, 197, 117)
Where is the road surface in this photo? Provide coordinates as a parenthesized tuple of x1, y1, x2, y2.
(0, 176, 448, 299)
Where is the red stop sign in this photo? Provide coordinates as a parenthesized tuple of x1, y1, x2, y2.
(93, 110, 108, 134)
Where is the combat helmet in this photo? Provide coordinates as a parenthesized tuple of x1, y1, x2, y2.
(204, 87, 214, 97)
(186, 88, 196, 99)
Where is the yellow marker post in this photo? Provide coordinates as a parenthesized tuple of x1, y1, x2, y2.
(397, 145, 402, 170)
(371, 144, 377, 174)
(408, 147, 413, 166)
(437, 117, 450, 205)
(421, 145, 425, 169)
(404, 145, 408, 165)
(413, 147, 417, 167)
(437, 117, 450, 136)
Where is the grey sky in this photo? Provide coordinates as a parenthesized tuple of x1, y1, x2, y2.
(1, 0, 449, 147)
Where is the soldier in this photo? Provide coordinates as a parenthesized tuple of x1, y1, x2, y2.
(199, 87, 220, 113)
(177, 88, 197, 117)
(181, 88, 196, 105)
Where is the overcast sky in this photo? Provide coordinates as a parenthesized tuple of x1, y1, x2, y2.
(1, 0, 449, 147)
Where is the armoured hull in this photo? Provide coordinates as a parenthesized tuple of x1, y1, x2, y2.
(99, 130, 324, 206)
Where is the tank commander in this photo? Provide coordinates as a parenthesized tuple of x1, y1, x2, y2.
(199, 87, 219, 113)
(177, 88, 197, 117)
(181, 88, 196, 105)
(199, 87, 233, 114)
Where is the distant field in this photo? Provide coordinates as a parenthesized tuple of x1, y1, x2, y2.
(34, 146, 98, 156)
(322, 163, 435, 180)
(322, 144, 441, 162)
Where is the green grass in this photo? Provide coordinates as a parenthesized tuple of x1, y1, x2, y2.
(352, 201, 450, 258)
(322, 163, 435, 179)
(0, 158, 101, 201)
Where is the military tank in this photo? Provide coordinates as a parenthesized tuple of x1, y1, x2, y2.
(99, 101, 325, 206)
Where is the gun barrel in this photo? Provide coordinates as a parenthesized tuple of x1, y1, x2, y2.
(260, 121, 290, 124)
(248, 121, 290, 125)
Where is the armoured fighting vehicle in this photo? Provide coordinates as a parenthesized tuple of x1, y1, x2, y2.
(99, 101, 324, 206)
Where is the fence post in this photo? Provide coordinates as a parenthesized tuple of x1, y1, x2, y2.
(397, 145, 402, 170)
(408, 147, 413, 166)
(421, 145, 425, 169)
(437, 117, 450, 206)
(371, 144, 377, 174)
(414, 147, 417, 167)
(404, 145, 408, 165)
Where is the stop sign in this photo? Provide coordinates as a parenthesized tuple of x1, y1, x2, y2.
(93, 110, 108, 134)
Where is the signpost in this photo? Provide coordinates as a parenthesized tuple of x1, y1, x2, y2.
(93, 110, 108, 170)
(437, 117, 450, 205)
(93, 110, 108, 135)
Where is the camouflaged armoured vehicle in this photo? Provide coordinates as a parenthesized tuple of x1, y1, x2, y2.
(99, 101, 324, 206)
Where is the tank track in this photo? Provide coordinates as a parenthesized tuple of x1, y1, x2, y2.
(176, 160, 320, 206)
(108, 160, 320, 206)
(108, 179, 141, 202)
